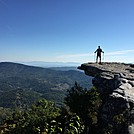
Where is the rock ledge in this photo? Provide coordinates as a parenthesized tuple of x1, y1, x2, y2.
(78, 62, 134, 134)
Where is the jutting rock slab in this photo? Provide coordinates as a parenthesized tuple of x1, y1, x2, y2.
(78, 62, 134, 134)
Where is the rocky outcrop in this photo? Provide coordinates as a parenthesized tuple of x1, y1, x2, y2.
(78, 62, 134, 134)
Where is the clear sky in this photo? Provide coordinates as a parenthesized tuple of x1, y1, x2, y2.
(0, 0, 134, 63)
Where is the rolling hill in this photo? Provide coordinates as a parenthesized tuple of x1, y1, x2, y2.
(0, 62, 92, 108)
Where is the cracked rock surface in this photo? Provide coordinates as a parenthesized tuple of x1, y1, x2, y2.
(78, 62, 134, 134)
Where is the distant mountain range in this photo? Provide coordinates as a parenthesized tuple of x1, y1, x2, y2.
(18, 61, 80, 68)
(0, 62, 92, 108)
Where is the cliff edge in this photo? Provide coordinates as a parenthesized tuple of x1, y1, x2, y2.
(78, 62, 134, 134)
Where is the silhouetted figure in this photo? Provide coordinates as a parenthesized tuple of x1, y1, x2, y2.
(94, 46, 104, 64)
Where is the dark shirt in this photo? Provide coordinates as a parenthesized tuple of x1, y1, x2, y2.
(95, 48, 103, 56)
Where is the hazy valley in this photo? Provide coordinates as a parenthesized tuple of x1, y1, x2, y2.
(0, 62, 92, 108)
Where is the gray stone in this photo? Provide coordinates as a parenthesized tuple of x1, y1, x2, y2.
(114, 88, 125, 96)
(128, 81, 134, 87)
(78, 62, 134, 134)
(128, 124, 134, 134)
(119, 83, 132, 90)
(121, 78, 128, 83)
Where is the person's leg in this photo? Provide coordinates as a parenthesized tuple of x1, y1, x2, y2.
(99, 56, 101, 64)
(96, 55, 98, 63)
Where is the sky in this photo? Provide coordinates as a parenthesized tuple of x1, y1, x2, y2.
(0, 0, 134, 64)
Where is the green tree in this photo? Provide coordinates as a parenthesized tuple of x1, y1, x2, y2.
(5, 99, 60, 134)
(65, 82, 102, 133)
(4, 99, 84, 134)
(54, 107, 84, 134)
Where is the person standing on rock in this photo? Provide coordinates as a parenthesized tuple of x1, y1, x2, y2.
(94, 46, 104, 64)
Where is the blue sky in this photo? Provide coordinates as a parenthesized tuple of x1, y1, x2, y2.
(0, 0, 134, 63)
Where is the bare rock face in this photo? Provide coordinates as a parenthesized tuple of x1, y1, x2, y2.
(78, 62, 134, 134)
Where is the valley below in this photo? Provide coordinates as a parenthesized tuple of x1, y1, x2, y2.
(0, 62, 92, 108)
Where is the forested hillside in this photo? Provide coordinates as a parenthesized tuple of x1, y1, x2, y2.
(0, 62, 92, 108)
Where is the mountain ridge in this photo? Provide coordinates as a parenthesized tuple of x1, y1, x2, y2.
(17, 61, 80, 67)
(0, 62, 92, 108)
